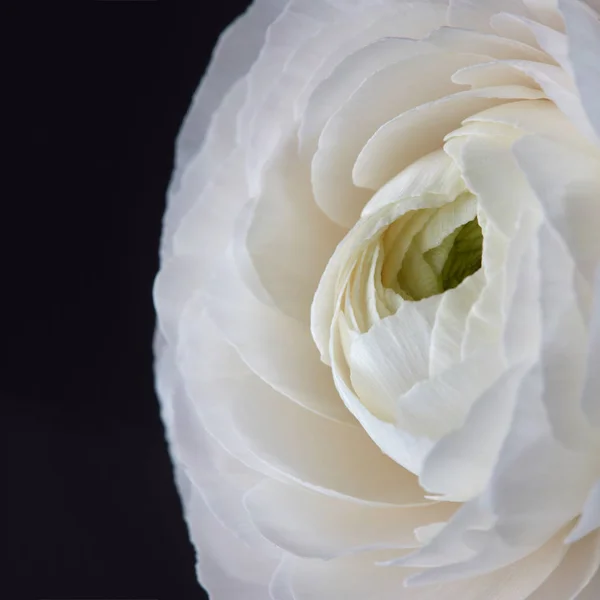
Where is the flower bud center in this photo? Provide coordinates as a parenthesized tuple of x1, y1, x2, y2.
(384, 200, 483, 302)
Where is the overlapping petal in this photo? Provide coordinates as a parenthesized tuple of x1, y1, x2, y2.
(155, 1, 600, 598)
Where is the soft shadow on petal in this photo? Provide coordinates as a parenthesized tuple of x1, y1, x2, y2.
(244, 479, 456, 560)
(514, 134, 600, 284)
(353, 84, 544, 190)
(575, 564, 600, 599)
(566, 479, 600, 543)
(428, 25, 553, 61)
(429, 270, 484, 375)
(296, 2, 449, 129)
(559, 0, 600, 142)
(163, 83, 247, 262)
(174, 0, 283, 177)
(287, 530, 568, 600)
(180, 296, 426, 506)
(183, 474, 281, 600)
(246, 140, 346, 325)
(312, 50, 486, 227)
(453, 59, 543, 87)
(522, 0, 565, 30)
(527, 530, 600, 600)
(582, 267, 600, 426)
(462, 98, 597, 153)
(448, 0, 530, 33)
(204, 245, 353, 424)
(348, 297, 441, 422)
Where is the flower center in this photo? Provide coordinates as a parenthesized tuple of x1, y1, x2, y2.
(384, 202, 483, 302)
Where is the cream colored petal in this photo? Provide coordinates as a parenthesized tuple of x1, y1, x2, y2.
(528, 218, 597, 449)
(395, 346, 504, 441)
(495, 59, 599, 141)
(192, 354, 425, 507)
(429, 270, 485, 375)
(236, 0, 329, 151)
(491, 11, 547, 46)
(295, 2, 449, 126)
(331, 315, 438, 475)
(419, 365, 528, 502)
(312, 189, 451, 365)
(153, 255, 212, 346)
(163, 81, 247, 262)
(527, 530, 600, 600)
(463, 98, 598, 153)
(293, 6, 401, 124)
(246, 140, 346, 325)
(288, 531, 569, 599)
(348, 296, 441, 421)
(362, 148, 467, 217)
(354, 85, 544, 190)
(574, 562, 600, 599)
(403, 527, 568, 591)
(421, 376, 595, 579)
(566, 479, 600, 543)
(312, 51, 485, 227)
(205, 245, 353, 424)
(169, 377, 280, 556)
(582, 267, 600, 426)
(559, 0, 600, 142)
(183, 474, 281, 600)
(444, 131, 535, 239)
(244, 479, 456, 560)
(421, 205, 542, 506)
(174, 0, 282, 176)
(452, 60, 542, 87)
(513, 134, 600, 284)
(172, 147, 248, 261)
(448, 0, 529, 33)
(177, 303, 286, 480)
(522, 0, 565, 30)
(299, 38, 438, 160)
(381, 210, 436, 292)
(244, 1, 368, 196)
(428, 25, 553, 62)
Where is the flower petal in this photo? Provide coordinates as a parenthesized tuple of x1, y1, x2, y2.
(312, 50, 486, 227)
(244, 479, 455, 560)
(353, 85, 545, 190)
(448, 0, 530, 33)
(527, 530, 600, 600)
(566, 479, 600, 543)
(559, 0, 600, 142)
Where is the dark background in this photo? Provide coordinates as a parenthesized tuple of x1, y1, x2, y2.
(4, 2, 251, 599)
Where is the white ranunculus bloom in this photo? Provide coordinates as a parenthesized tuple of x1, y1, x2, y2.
(154, 0, 600, 597)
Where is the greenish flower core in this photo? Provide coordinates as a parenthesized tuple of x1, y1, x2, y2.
(396, 217, 483, 301)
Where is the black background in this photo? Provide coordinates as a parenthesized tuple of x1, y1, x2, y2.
(4, 2, 252, 599)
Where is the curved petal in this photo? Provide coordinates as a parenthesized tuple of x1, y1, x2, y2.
(205, 245, 353, 424)
(582, 267, 600, 426)
(312, 50, 486, 227)
(448, 0, 530, 33)
(566, 479, 600, 543)
(353, 84, 545, 190)
(559, 0, 600, 142)
(527, 530, 600, 600)
(244, 479, 455, 560)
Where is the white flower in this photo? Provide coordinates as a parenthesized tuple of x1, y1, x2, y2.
(154, 0, 600, 598)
